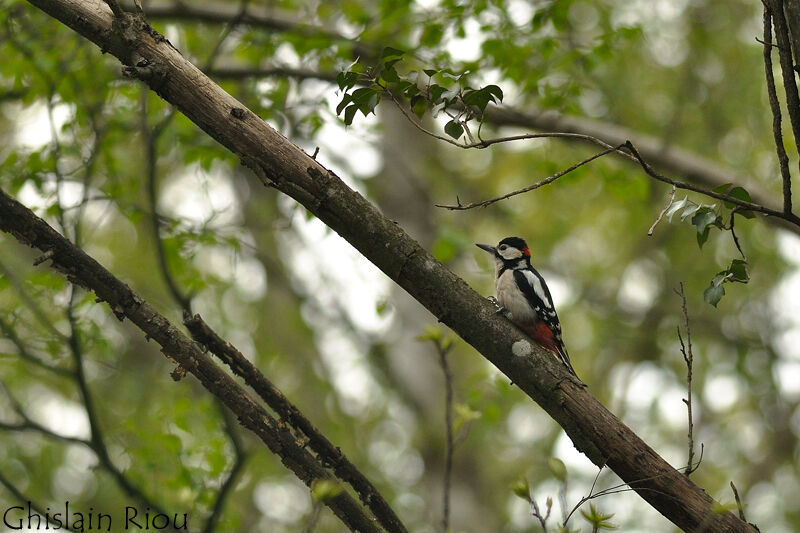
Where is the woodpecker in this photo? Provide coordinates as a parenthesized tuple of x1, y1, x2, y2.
(476, 237, 576, 375)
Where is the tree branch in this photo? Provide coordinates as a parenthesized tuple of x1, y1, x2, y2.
(184, 313, 409, 533)
(767, 0, 800, 196)
(17, 1, 760, 530)
(762, 5, 793, 215)
(0, 188, 389, 533)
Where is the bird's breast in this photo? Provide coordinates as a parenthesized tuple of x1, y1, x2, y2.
(496, 270, 538, 324)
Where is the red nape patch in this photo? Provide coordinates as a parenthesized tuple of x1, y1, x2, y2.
(523, 247, 531, 257)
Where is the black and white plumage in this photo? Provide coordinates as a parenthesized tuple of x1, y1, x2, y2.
(477, 236, 576, 375)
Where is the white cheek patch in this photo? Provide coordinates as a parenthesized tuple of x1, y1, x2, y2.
(499, 248, 521, 260)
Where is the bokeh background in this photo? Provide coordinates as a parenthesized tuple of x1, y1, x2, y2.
(1, 0, 799, 531)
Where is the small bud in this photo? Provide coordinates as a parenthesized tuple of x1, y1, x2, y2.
(510, 477, 531, 501)
(548, 457, 567, 482)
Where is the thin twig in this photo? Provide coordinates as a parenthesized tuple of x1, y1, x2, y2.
(0, 261, 68, 342)
(436, 145, 622, 209)
(563, 464, 606, 525)
(762, 5, 793, 214)
(435, 339, 455, 532)
(530, 498, 549, 532)
(675, 283, 700, 477)
(648, 185, 677, 236)
(140, 89, 192, 313)
(729, 209, 747, 261)
(0, 315, 74, 378)
(730, 481, 747, 522)
(202, 406, 249, 533)
(622, 141, 795, 220)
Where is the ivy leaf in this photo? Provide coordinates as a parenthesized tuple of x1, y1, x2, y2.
(350, 87, 380, 115)
(410, 95, 428, 118)
(335, 93, 352, 115)
(336, 70, 360, 91)
(723, 186, 751, 209)
(728, 259, 749, 282)
(666, 196, 688, 222)
(697, 228, 711, 248)
(429, 84, 447, 103)
(484, 84, 504, 102)
(679, 203, 700, 222)
(380, 66, 399, 82)
(704, 273, 727, 307)
(692, 207, 720, 247)
(343, 104, 358, 125)
(444, 119, 464, 139)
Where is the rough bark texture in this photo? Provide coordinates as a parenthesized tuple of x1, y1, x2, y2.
(0, 190, 386, 533)
(18, 0, 760, 531)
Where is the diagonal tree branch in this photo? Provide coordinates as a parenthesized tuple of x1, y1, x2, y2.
(0, 186, 389, 533)
(183, 313, 409, 533)
(16, 1, 759, 531)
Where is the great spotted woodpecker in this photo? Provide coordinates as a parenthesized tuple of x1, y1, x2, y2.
(477, 237, 576, 375)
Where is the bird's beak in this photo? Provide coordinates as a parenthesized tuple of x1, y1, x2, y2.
(476, 243, 496, 254)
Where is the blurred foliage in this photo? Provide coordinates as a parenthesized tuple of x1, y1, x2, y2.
(1, 0, 799, 532)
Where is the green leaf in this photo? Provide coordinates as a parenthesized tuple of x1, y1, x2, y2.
(453, 403, 481, 433)
(666, 197, 688, 222)
(424, 68, 440, 77)
(343, 104, 358, 125)
(416, 325, 442, 342)
(724, 186, 752, 208)
(444, 119, 464, 139)
(336, 94, 352, 115)
(350, 87, 380, 115)
(380, 66, 399, 82)
(691, 208, 718, 234)
(429, 84, 447, 102)
(679, 203, 700, 221)
(420, 23, 444, 46)
(381, 46, 405, 59)
(411, 95, 428, 118)
(704, 275, 727, 307)
(547, 457, 567, 482)
(696, 228, 711, 248)
(712, 183, 733, 194)
(581, 503, 617, 530)
(484, 84, 504, 102)
(728, 259, 748, 282)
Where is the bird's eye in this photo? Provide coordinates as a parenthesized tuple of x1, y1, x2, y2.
(499, 244, 507, 251)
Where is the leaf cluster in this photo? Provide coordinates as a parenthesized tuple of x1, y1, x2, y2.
(664, 184, 753, 306)
(336, 47, 503, 141)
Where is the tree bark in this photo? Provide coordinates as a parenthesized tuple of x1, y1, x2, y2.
(17, 1, 759, 531)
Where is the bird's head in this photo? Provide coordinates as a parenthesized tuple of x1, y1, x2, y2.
(476, 236, 531, 261)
